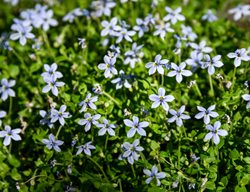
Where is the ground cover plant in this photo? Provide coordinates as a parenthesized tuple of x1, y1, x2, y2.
(0, 0, 250, 191)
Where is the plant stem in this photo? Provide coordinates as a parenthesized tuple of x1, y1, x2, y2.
(161, 74, 164, 86)
(105, 134, 109, 152)
(21, 175, 47, 185)
(55, 126, 63, 138)
(178, 141, 181, 170)
(103, 91, 121, 108)
(42, 31, 53, 57)
(8, 97, 12, 118)
(208, 75, 214, 97)
(231, 67, 237, 92)
(194, 83, 202, 99)
(118, 179, 123, 192)
(131, 164, 136, 178)
(87, 156, 108, 180)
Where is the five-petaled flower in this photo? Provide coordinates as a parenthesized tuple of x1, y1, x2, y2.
(78, 113, 101, 132)
(164, 7, 185, 24)
(143, 165, 166, 186)
(76, 141, 96, 156)
(227, 48, 249, 67)
(51, 105, 71, 126)
(97, 118, 116, 136)
(119, 139, 144, 164)
(167, 62, 192, 83)
(145, 54, 169, 75)
(42, 134, 64, 152)
(149, 87, 175, 111)
(202, 55, 224, 75)
(204, 121, 228, 145)
(124, 116, 149, 138)
(98, 55, 118, 78)
(195, 105, 219, 124)
(0, 125, 21, 146)
(168, 105, 191, 127)
(79, 93, 98, 112)
(0, 78, 16, 101)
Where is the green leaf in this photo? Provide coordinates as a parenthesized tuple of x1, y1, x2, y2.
(150, 140, 160, 151)
(8, 154, 21, 168)
(243, 157, 250, 164)
(230, 149, 240, 160)
(10, 168, 21, 181)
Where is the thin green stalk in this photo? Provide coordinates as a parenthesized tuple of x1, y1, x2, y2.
(103, 91, 121, 108)
(194, 83, 202, 99)
(21, 175, 47, 185)
(8, 97, 12, 117)
(178, 141, 181, 170)
(161, 74, 164, 86)
(8, 143, 12, 154)
(208, 75, 214, 97)
(131, 164, 136, 178)
(87, 156, 108, 180)
(231, 67, 237, 92)
(55, 126, 63, 138)
(105, 134, 109, 152)
(42, 31, 53, 57)
(118, 179, 123, 192)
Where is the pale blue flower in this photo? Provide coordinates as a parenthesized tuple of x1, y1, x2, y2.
(195, 105, 219, 124)
(185, 52, 203, 68)
(167, 62, 192, 83)
(42, 76, 65, 96)
(202, 10, 218, 22)
(10, 23, 35, 45)
(97, 118, 116, 136)
(143, 165, 166, 186)
(41, 63, 63, 80)
(78, 113, 101, 132)
(4, 0, 18, 5)
(76, 141, 96, 156)
(242, 94, 250, 109)
(153, 23, 174, 39)
(115, 28, 136, 43)
(202, 55, 224, 75)
(0, 111, 6, 126)
(124, 116, 149, 138)
(40, 9, 58, 31)
(101, 17, 121, 37)
(79, 93, 98, 112)
(63, 8, 87, 23)
(149, 87, 175, 111)
(190, 41, 212, 55)
(90, 0, 116, 17)
(204, 121, 228, 145)
(119, 139, 144, 164)
(133, 18, 149, 38)
(39, 110, 53, 128)
(0, 125, 21, 146)
(78, 38, 87, 49)
(168, 105, 190, 127)
(228, 5, 250, 21)
(163, 7, 185, 24)
(51, 105, 71, 126)
(0, 78, 16, 101)
(98, 55, 118, 78)
(42, 133, 64, 152)
(181, 25, 197, 41)
(145, 54, 169, 75)
(124, 43, 143, 68)
(227, 48, 249, 67)
(111, 70, 132, 89)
